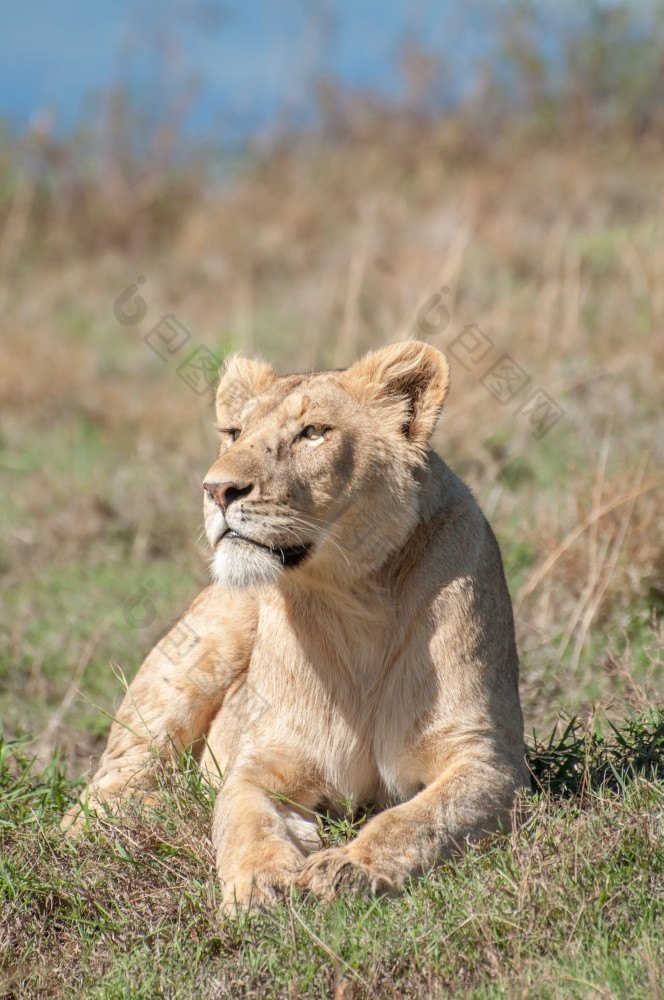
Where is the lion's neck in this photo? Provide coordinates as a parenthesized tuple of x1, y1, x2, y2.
(279, 571, 390, 628)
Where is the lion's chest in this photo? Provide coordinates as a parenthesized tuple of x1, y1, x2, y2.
(248, 602, 429, 805)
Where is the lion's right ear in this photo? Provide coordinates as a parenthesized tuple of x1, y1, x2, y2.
(216, 354, 276, 425)
(343, 341, 450, 445)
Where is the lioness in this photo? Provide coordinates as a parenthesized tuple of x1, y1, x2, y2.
(64, 341, 529, 906)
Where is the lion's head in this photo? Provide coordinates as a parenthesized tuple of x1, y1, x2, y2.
(203, 341, 450, 588)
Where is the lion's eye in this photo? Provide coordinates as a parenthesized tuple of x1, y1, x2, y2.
(219, 428, 241, 443)
(301, 425, 325, 441)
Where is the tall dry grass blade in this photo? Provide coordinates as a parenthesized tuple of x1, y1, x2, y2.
(35, 611, 116, 765)
(0, 175, 34, 275)
(557, 423, 612, 661)
(335, 248, 368, 366)
(568, 457, 648, 672)
(289, 904, 378, 999)
(514, 477, 661, 617)
(560, 241, 584, 351)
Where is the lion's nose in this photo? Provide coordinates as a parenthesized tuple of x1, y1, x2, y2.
(203, 481, 253, 511)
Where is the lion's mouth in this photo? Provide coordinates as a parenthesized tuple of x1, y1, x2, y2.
(221, 529, 311, 568)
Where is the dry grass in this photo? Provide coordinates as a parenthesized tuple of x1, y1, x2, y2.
(1, 64, 663, 995)
(1, 124, 662, 760)
(2, 731, 663, 999)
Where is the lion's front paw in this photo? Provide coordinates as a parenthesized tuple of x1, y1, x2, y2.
(297, 845, 399, 899)
(221, 872, 284, 913)
(221, 872, 297, 913)
(221, 850, 306, 913)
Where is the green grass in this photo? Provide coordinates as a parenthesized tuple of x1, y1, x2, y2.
(0, 408, 207, 754)
(1, 714, 663, 999)
(0, 552, 202, 747)
(2, 65, 664, 997)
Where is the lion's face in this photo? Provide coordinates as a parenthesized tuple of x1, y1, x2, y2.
(203, 342, 450, 588)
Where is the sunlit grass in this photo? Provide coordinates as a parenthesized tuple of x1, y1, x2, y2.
(2, 16, 664, 991)
(1, 720, 662, 999)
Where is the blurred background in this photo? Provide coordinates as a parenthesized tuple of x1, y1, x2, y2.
(1, 0, 663, 772)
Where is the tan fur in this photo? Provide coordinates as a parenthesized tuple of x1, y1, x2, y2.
(63, 341, 529, 908)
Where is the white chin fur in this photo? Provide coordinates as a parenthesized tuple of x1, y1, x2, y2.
(210, 539, 282, 588)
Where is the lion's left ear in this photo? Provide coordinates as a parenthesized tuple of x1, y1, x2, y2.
(216, 353, 276, 425)
(343, 341, 450, 444)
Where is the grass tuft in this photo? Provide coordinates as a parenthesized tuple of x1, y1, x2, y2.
(1, 714, 663, 999)
(529, 710, 664, 799)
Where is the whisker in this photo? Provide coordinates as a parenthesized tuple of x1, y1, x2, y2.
(278, 508, 347, 543)
(281, 523, 308, 549)
(284, 514, 351, 567)
(262, 509, 328, 535)
(238, 504, 353, 567)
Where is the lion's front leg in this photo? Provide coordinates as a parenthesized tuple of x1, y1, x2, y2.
(61, 642, 223, 831)
(297, 803, 430, 898)
(212, 769, 317, 910)
(62, 585, 257, 832)
(299, 757, 527, 898)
